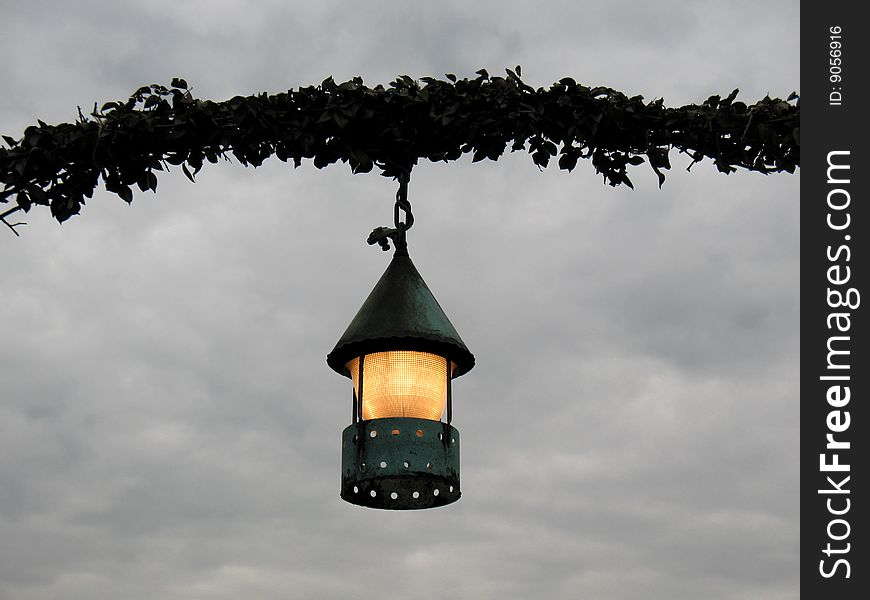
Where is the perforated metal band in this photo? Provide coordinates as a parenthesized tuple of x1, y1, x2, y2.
(340, 417, 460, 509)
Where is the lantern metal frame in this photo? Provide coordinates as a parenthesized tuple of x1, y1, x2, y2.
(327, 175, 474, 510)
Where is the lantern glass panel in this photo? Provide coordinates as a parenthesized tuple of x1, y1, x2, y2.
(347, 351, 453, 420)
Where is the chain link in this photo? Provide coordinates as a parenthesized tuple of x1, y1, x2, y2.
(394, 172, 413, 233)
(367, 171, 413, 254)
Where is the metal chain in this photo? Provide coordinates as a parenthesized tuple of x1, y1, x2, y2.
(367, 171, 413, 255)
(394, 172, 413, 233)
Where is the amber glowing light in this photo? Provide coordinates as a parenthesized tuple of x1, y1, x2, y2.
(347, 351, 453, 420)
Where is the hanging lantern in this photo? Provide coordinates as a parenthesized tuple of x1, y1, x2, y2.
(327, 176, 474, 509)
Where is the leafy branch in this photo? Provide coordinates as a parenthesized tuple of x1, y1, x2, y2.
(1, 68, 799, 228)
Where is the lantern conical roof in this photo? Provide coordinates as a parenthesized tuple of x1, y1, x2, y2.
(327, 251, 475, 378)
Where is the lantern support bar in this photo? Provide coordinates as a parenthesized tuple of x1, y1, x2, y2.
(446, 357, 453, 424)
(357, 354, 365, 422)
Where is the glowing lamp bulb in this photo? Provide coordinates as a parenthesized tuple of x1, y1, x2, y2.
(347, 350, 453, 421)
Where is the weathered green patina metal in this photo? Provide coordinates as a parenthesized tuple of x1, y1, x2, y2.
(341, 417, 460, 509)
(328, 220, 474, 509)
(326, 252, 475, 378)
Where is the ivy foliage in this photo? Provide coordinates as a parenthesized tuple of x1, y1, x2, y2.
(1, 68, 799, 225)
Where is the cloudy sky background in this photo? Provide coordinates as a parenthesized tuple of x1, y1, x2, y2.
(1, 2, 799, 599)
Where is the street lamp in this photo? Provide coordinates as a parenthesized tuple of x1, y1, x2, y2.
(327, 176, 474, 509)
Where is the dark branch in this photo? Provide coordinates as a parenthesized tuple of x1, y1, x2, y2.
(1, 69, 800, 232)
(0, 205, 26, 236)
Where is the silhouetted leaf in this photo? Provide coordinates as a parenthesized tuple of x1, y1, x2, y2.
(559, 152, 579, 171)
(723, 88, 739, 105)
(118, 186, 133, 203)
(28, 186, 49, 206)
(137, 174, 149, 192)
(651, 163, 666, 188)
(16, 191, 31, 212)
(333, 112, 349, 128)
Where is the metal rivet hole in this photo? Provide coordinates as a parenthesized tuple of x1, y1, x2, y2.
(379, 461, 387, 468)
(403, 461, 410, 468)
(415, 429, 424, 437)
(412, 491, 420, 499)
(370, 430, 378, 438)
(390, 492, 398, 500)
(391, 429, 400, 436)
(353, 486, 359, 494)
(433, 489, 440, 496)
(370, 490, 377, 498)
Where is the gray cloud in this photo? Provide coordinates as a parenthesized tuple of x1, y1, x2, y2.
(1, 2, 799, 599)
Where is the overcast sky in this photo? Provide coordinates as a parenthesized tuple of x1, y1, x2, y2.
(0, 2, 799, 599)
